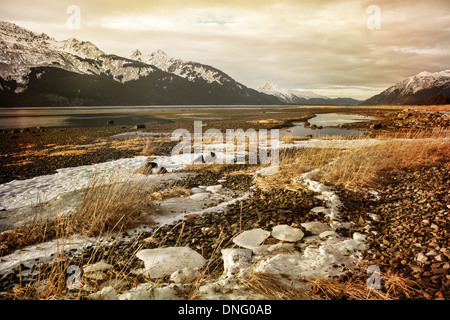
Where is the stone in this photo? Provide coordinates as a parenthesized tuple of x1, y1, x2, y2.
(271, 225, 304, 242)
(232, 228, 271, 250)
(417, 252, 428, 263)
(136, 247, 206, 279)
(301, 221, 332, 235)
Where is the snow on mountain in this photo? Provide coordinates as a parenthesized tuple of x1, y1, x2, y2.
(129, 49, 232, 85)
(0, 21, 157, 92)
(0, 21, 280, 106)
(258, 82, 329, 103)
(385, 70, 450, 96)
(362, 70, 450, 105)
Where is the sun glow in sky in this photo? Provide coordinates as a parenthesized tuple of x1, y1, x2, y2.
(1, 0, 449, 100)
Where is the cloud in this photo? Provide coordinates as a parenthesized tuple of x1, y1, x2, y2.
(0, 0, 449, 99)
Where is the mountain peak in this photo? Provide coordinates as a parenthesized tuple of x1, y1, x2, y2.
(259, 82, 278, 92)
(151, 49, 168, 57)
(130, 49, 142, 60)
(362, 69, 450, 105)
(259, 82, 329, 102)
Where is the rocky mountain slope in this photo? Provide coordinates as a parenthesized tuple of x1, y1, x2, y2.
(361, 70, 450, 106)
(0, 21, 279, 106)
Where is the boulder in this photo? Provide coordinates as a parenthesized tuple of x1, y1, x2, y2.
(134, 161, 167, 175)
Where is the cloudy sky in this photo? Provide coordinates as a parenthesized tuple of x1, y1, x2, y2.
(1, 0, 449, 99)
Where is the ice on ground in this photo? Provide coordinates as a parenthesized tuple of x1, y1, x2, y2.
(232, 228, 271, 250)
(136, 247, 206, 279)
(0, 156, 149, 211)
(253, 235, 366, 279)
(221, 248, 253, 276)
(271, 225, 304, 242)
(301, 221, 332, 235)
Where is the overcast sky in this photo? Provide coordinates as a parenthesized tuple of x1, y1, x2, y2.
(1, 0, 449, 99)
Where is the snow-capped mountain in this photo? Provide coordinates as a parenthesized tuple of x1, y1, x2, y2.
(0, 21, 158, 93)
(259, 82, 329, 103)
(259, 82, 360, 106)
(129, 49, 235, 86)
(0, 21, 278, 106)
(362, 70, 450, 105)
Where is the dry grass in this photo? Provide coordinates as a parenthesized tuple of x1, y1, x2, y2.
(317, 136, 450, 190)
(240, 272, 307, 300)
(0, 170, 190, 255)
(140, 138, 168, 156)
(256, 128, 449, 192)
(66, 170, 157, 237)
(308, 271, 429, 300)
(254, 147, 343, 192)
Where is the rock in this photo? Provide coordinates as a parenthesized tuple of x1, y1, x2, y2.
(221, 248, 253, 276)
(136, 247, 206, 279)
(232, 228, 271, 250)
(301, 221, 331, 235)
(417, 253, 428, 263)
(170, 267, 200, 283)
(271, 225, 304, 242)
(134, 161, 168, 175)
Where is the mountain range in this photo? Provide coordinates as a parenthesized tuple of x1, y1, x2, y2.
(0, 21, 278, 106)
(361, 70, 450, 106)
(258, 82, 361, 106)
(0, 21, 448, 107)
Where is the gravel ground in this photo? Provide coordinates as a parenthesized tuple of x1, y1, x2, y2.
(337, 166, 449, 299)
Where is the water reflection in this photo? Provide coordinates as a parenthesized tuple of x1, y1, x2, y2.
(283, 113, 377, 138)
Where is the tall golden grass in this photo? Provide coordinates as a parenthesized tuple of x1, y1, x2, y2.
(256, 128, 449, 192)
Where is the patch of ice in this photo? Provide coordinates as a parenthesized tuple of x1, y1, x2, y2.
(271, 225, 304, 242)
(136, 247, 206, 279)
(232, 228, 271, 250)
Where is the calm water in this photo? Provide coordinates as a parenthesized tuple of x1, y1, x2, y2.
(0, 107, 377, 137)
(283, 113, 378, 138)
(0, 105, 285, 130)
